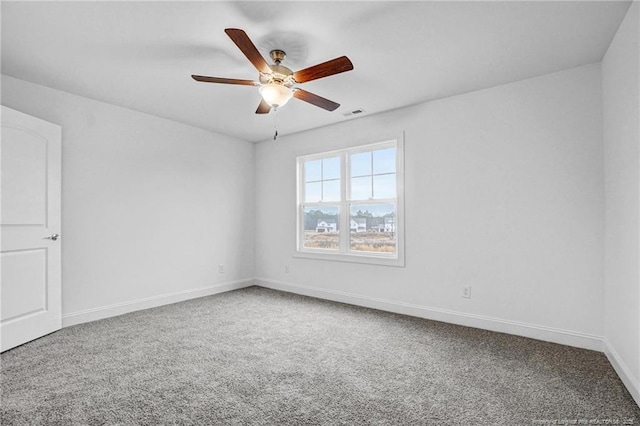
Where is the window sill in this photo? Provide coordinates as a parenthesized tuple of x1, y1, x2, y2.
(293, 250, 405, 267)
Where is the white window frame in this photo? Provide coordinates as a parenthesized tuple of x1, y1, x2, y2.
(295, 137, 405, 267)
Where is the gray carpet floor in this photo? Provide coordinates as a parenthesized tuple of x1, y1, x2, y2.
(1, 286, 638, 425)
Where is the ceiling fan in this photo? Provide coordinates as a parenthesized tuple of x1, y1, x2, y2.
(191, 28, 354, 114)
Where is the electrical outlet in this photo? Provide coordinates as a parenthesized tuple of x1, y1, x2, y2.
(285, 265, 290, 273)
(218, 264, 224, 274)
(462, 285, 471, 299)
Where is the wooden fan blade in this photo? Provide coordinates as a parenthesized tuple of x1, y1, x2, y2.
(191, 75, 258, 86)
(293, 89, 340, 111)
(224, 28, 272, 74)
(293, 56, 353, 83)
(256, 99, 271, 114)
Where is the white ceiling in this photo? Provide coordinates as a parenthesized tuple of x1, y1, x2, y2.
(1, 1, 631, 142)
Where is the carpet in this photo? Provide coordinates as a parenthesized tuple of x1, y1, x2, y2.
(1, 286, 638, 425)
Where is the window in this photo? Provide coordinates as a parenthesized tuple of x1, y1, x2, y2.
(296, 139, 404, 266)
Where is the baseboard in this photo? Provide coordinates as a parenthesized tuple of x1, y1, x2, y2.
(255, 277, 603, 352)
(62, 278, 255, 327)
(604, 338, 640, 407)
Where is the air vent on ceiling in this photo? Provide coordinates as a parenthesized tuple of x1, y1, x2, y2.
(343, 109, 366, 117)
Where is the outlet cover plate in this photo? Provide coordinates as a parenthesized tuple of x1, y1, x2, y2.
(462, 285, 471, 298)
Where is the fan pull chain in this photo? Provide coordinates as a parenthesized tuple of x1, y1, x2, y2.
(273, 107, 279, 140)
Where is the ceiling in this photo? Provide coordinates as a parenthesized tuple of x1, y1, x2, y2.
(1, 1, 631, 143)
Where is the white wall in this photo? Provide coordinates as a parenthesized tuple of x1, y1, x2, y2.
(255, 63, 604, 350)
(602, 1, 640, 405)
(1, 75, 255, 324)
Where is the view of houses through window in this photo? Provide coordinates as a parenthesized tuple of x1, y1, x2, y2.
(349, 203, 396, 253)
(298, 141, 400, 258)
(303, 206, 339, 249)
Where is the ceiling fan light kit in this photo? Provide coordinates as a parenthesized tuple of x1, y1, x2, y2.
(259, 83, 293, 108)
(191, 28, 353, 115)
(258, 49, 295, 108)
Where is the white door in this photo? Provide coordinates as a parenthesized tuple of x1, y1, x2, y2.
(1, 106, 62, 352)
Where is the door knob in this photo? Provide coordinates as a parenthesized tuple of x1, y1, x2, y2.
(45, 233, 60, 241)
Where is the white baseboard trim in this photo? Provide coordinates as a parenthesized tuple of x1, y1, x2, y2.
(255, 277, 603, 352)
(62, 278, 255, 327)
(603, 338, 640, 407)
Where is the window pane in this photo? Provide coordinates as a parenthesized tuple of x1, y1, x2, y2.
(303, 206, 339, 250)
(350, 176, 372, 200)
(349, 203, 396, 253)
(373, 148, 396, 174)
(323, 157, 340, 180)
(373, 174, 396, 199)
(305, 160, 321, 182)
(350, 152, 371, 177)
(323, 179, 340, 202)
(305, 182, 321, 202)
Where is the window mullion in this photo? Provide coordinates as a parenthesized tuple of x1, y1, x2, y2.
(320, 158, 324, 201)
(370, 174, 374, 199)
(370, 152, 374, 199)
(349, 198, 396, 205)
(339, 152, 349, 253)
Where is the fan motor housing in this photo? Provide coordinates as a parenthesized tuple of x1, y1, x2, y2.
(260, 57, 295, 87)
